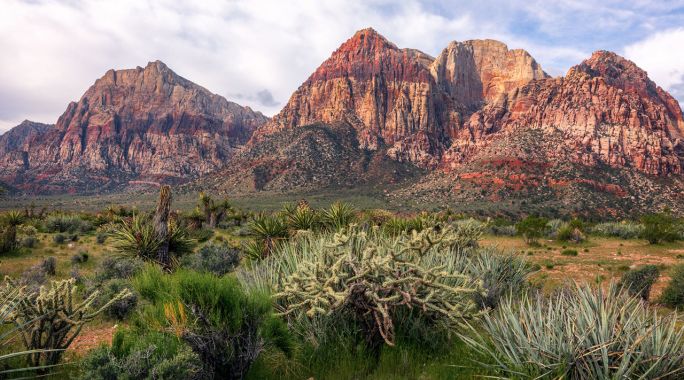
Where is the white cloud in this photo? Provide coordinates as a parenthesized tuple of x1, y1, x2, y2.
(624, 28, 684, 99)
(1, 0, 682, 135)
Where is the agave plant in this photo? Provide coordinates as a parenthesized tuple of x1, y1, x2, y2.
(321, 202, 356, 231)
(461, 282, 684, 379)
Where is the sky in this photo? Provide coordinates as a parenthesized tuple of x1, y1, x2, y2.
(2, 0, 684, 133)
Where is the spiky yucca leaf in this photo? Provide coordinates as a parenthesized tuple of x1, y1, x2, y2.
(321, 202, 356, 231)
(461, 282, 684, 379)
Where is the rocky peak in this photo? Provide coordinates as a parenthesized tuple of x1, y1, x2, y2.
(0, 62, 267, 194)
(430, 39, 548, 109)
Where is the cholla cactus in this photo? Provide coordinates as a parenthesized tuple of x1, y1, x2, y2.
(275, 226, 485, 346)
(2, 277, 132, 371)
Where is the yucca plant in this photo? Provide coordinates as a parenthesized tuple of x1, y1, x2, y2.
(247, 213, 288, 259)
(1, 210, 24, 253)
(285, 205, 320, 231)
(461, 282, 684, 379)
(321, 202, 356, 231)
(109, 214, 195, 265)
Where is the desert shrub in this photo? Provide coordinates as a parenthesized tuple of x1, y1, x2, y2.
(182, 242, 240, 276)
(94, 256, 144, 283)
(71, 250, 89, 264)
(561, 249, 578, 256)
(488, 224, 517, 236)
(462, 283, 684, 379)
(41, 256, 57, 275)
(96, 232, 107, 244)
(545, 219, 564, 237)
(660, 264, 684, 308)
(44, 214, 93, 233)
(21, 236, 38, 248)
(53, 233, 66, 244)
(516, 216, 548, 244)
(78, 329, 203, 380)
(18, 224, 37, 236)
(321, 202, 356, 231)
(619, 265, 659, 301)
(244, 226, 486, 350)
(132, 267, 292, 379)
(382, 214, 433, 235)
(98, 279, 138, 320)
(641, 213, 680, 244)
(589, 221, 644, 239)
(190, 227, 214, 243)
(1, 277, 131, 373)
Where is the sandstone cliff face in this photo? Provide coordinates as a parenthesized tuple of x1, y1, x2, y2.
(255, 28, 549, 168)
(0, 61, 267, 193)
(444, 51, 684, 176)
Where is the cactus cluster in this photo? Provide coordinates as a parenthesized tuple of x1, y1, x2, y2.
(1, 277, 132, 371)
(274, 226, 485, 346)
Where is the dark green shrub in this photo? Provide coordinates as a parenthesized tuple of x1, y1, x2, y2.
(78, 329, 203, 380)
(95, 232, 107, 244)
(21, 236, 38, 248)
(190, 228, 214, 243)
(41, 256, 56, 276)
(53, 234, 66, 244)
(641, 213, 680, 244)
(133, 267, 292, 379)
(99, 279, 138, 320)
(661, 264, 684, 308)
(45, 214, 93, 233)
(561, 249, 578, 256)
(71, 250, 89, 264)
(182, 243, 240, 276)
(94, 256, 144, 283)
(619, 265, 659, 301)
(516, 216, 548, 244)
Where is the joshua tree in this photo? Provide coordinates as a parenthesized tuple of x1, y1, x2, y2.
(154, 185, 172, 269)
(198, 192, 233, 228)
(1, 211, 24, 253)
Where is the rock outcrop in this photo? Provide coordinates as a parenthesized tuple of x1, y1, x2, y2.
(444, 51, 684, 176)
(0, 61, 267, 193)
(254, 28, 549, 168)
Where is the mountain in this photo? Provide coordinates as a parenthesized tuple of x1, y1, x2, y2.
(222, 28, 684, 216)
(0, 61, 267, 194)
(254, 28, 547, 169)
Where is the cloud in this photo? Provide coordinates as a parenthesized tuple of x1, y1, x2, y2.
(1, 0, 683, 135)
(624, 28, 684, 104)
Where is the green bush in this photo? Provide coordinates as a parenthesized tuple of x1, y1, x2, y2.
(53, 233, 66, 244)
(21, 236, 38, 248)
(516, 216, 548, 244)
(94, 256, 144, 283)
(98, 279, 138, 320)
(182, 242, 240, 276)
(78, 329, 203, 380)
(133, 267, 292, 379)
(640, 213, 680, 244)
(561, 249, 578, 256)
(71, 250, 89, 264)
(660, 264, 684, 308)
(619, 265, 659, 301)
(95, 232, 107, 244)
(41, 256, 57, 276)
(462, 283, 684, 379)
(45, 214, 93, 234)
